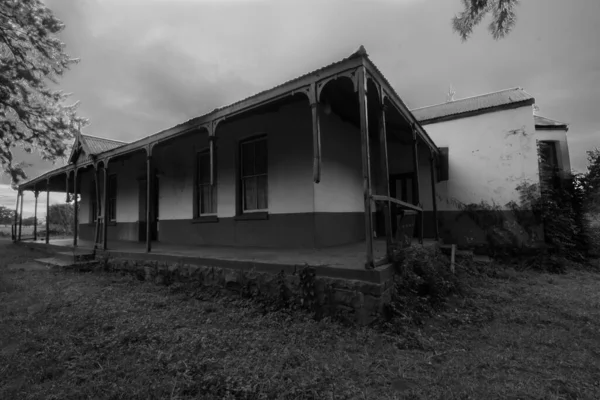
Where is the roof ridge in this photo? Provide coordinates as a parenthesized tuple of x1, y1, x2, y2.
(81, 133, 127, 144)
(535, 114, 569, 125)
(411, 87, 525, 111)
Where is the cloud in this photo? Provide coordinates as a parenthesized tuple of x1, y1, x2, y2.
(2, 0, 597, 185)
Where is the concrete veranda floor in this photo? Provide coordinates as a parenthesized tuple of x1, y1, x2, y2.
(18, 237, 438, 283)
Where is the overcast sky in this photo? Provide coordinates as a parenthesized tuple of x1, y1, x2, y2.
(2, 0, 600, 217)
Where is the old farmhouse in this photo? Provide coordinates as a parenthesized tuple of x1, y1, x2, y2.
(13, 47, 572, 269)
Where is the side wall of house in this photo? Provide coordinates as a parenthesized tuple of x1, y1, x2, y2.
(422, 105, 540, 246)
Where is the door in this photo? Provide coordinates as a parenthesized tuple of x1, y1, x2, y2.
(389, 173, 414, 236)
(138, 177, 159, 242)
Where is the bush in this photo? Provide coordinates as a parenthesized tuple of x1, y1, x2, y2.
(386, 246, 463, 325)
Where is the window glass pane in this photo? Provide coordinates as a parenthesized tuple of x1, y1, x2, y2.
(109, 176, 117, 197)
(200, 185, 211, 214)
(196, 185, 204, 217)
(109, 199, 117, 220)
(255, 139, 267, 174)
(199, 153, 210, 184)
(211, 183, 217, 214)
(241, 142, 255, 177)
(257, 175, 268, 210)
(243, 177, 257, 210)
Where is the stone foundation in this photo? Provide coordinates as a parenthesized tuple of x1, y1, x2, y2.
(101, 258, 393, 325)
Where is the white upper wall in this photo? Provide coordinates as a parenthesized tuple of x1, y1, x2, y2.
(155, 100, 314, 220)
(423, 105, 539, 210)
(110, 152, 144, 223)
(313, 109, 363, 213)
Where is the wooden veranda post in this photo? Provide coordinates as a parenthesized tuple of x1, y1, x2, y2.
(33, 191, 39, 241)
(378, 103, 393, 258)
(18, 190, 23, 241)
(429, 151, 439, 241)
(146, 148, 153, 253)
(93, 166, 101, 249)
(45, 180, 50, 244)
(65, 172, 69, 203)
(73, 170, 78, 247)
(102, 162, 109, 251)
(310, 82, 322, 183)
(357, 65, 374, 269)
(411, 126, 423, 244)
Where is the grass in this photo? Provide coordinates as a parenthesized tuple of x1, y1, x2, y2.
(1, 241, 600, 399)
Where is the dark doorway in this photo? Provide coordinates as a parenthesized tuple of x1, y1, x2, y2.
(138, 177, 159, 242)
(389, 173, 415, 237)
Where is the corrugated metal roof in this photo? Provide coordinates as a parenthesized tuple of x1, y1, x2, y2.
(81, 134, 126, 154)
(534, 115, 568, 129)
(411, 88, 535, 124)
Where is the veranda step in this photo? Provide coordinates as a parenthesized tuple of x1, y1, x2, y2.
(55, 251, 95, 263)
(35, 257, 75, 268)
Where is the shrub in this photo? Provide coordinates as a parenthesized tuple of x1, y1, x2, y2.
(386, 246, 463, 324)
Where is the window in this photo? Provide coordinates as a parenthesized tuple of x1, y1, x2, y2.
(538, 141, 561, 193)
(108, 175, 117, 222)
(240, 136, 268, 212)
(195, 150, 216, 216)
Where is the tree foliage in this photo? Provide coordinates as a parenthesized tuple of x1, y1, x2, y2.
(0, 205, 15, 225)
(0, 0, 86, 186)
(453, 0, 520, 41)
(47, 203, 75, 234)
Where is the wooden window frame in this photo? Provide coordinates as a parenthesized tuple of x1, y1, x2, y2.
(239, 135, 268, 214)
(193, 148, 217, 219)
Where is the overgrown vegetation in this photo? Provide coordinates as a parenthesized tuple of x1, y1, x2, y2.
(453, 146, 600, 273)
(386, 246, 463, 326)
(2, 242, 600, 399)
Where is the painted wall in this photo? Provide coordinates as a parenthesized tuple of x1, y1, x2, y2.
(109, 152, 145, 223)
(154, 133, 207, 220)
(155, 99, 319, 248)
(313, 110, 363, 213)
(423, 106, 539, 211)
(78, 168, 93, 225)
(421, 105, 541, 246)
(77, 151, 145, 242)
(536, 128, 571, 175)
(217, 101, 314, 217)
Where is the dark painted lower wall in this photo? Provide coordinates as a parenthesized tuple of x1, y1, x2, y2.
(314, 213, 365, 247)
(434, 209, 544, 248)
(158, 212, 365, 249)
(79, 222, 139, 242)
(79, 210, 544, 250)
(81, 213, 365, 249)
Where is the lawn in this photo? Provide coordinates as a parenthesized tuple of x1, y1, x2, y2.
(1, 240, 600, 399)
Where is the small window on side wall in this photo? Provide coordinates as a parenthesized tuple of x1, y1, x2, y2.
(240, 136, 268, 212)
(195, 150, 216, 216)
